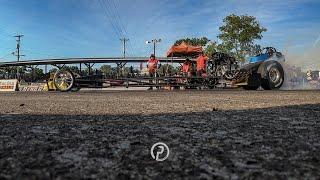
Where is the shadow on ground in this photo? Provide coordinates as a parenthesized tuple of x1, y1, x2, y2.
(0, 104, 320, 179)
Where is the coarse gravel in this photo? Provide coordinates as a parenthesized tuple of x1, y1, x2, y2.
(0, 90, 319, 179)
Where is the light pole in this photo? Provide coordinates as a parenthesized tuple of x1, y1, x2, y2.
(146, 39, 161, 56)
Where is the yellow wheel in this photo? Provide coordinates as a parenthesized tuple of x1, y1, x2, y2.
(53, 70, 75, 92)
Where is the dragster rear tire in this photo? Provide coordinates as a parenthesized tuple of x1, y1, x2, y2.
(261, 61, 284, 90)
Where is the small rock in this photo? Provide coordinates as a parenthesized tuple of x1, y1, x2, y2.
(19, 104, 25, 107)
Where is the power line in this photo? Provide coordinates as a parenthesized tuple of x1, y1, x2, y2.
(0, 26, 15, 36)
(22, 49, 55, 58)
(106, 0, 127, 38)
(0, 52, 14, 60)
(111, 0, 137, 57)
(99, 0, 146, 57)
(0, 35, 12, 42)
(108, 0, 126, 36)
(0, 47, 16, 52)
(0, 26, 16, 50)
(99, 0, 122, 38)
(98, 0, 133, 57)
(100, 0, 129, 57)
(104, 0, 135, 57)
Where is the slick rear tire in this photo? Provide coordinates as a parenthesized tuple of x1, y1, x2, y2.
(261, 61, 284, 90)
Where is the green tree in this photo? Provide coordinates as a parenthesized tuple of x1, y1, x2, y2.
(218, 14, 266, 62)
(204, 41, 235, 57)
(174, 37, 210, 46)
(158, 64, 179, 75)
(204, 41, 218, 57)
(0, 68, 8, 78)
(100, 65, 112, 76)
(34, 68, 44, 78)
(49, 68, 57, 73)
(66, 66, 79, 73)
(49, 66, 80, 74)
(23, 67, 45, 81)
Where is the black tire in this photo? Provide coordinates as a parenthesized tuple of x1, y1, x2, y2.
(261, 61, 284, 90)
(242, 72, 261, 90)
(53, 70, 75, 92)
(207, 78, 217, 89)
(242, 85, 260, 90)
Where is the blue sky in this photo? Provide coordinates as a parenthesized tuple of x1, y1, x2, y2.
(0, 0, 319, 68)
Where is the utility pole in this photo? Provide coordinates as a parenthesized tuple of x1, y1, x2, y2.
(146, 38, 161, 56)
(13, 35, 25, 61)
(118, 38, 129, 77)
(12, 35, 25, 80)
(120, 38, 129, 58)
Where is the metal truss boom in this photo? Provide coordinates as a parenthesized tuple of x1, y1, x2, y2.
(0, 57, 188, 67)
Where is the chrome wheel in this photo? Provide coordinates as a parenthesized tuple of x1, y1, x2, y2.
(53, 70, 74, 92)
(261, 61, 284, 90)
(269, 67, 281, 86)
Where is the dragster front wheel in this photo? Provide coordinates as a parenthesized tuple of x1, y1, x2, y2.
(53, 69, 75, 92)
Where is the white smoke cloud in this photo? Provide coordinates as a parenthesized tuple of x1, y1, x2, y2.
(313, 34, 320, 48)
(285, 47, 320, 71)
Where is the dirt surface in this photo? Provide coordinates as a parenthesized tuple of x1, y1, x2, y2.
(0, 90, 320, 179)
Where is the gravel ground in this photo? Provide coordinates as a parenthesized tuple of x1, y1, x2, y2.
(0, 90, 319, 179)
